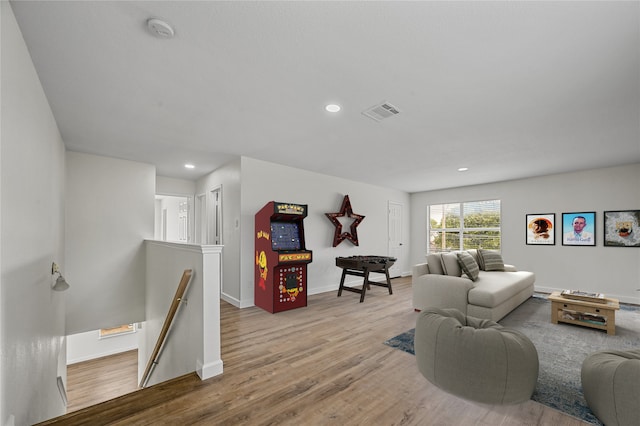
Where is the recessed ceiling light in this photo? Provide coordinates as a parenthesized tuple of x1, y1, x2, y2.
(458, 167, 469, 172)
(185, 164, 195, 169)
(325, 104, 341, 113)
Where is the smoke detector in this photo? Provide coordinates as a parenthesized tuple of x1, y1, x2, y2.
(362, 101, 401, 122)
(147, 18, 175, 38)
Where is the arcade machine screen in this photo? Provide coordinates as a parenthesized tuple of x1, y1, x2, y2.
(271, 222, 302, 251)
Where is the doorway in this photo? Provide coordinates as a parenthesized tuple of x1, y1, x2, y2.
(194, 186, 222, 245)
(208, 187, 222, 245)
(388, 201, 403, 278)
(155, 195, 192, 243)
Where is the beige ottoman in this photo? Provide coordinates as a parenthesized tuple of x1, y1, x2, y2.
(581, 349, 640, 426)
(415, 308, 538, 404)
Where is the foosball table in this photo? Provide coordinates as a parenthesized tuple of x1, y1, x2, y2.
(335, 256, 396, 303)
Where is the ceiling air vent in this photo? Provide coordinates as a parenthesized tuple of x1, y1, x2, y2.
(362, 101, 401, 122)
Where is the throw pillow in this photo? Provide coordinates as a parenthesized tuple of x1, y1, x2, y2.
(466, 249, 479, 263)
(426, 254, 444, 275)
(478, 249, 505, 271)
(475, 250, 486, 270)
(440, 252, 462, 277)
(457, 251, 480, 281)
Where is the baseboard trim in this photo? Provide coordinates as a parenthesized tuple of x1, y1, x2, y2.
(67, 346, 138, 365)
(237, 276, 405, 308)
(197, 359, 223, 380)
(220, 292, 241, 308)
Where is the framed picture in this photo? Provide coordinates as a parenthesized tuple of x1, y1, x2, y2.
(562, 212, 596, 246)
(604, 210, 640, 247)
(526, 214, 555, 245)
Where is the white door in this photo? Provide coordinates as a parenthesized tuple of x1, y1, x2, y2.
(388, 201, 403, 278)
(208, 187, 222, 245)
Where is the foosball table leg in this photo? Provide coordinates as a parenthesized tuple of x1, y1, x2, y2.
(337, 269, 347, 297)
(359, 270, 369, 303)
(385, 267, 393, 295)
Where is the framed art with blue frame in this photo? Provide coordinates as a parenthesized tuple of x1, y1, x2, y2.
(562, 212, 596, 246)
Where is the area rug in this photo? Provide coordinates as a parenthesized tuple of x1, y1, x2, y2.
(384, 295, 640, 425)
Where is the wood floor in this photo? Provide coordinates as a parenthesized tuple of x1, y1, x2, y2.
(41, 278, 589, 425)
(65, 350, 139, 413)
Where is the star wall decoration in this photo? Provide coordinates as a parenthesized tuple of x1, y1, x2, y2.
(325, 195, 365, 247)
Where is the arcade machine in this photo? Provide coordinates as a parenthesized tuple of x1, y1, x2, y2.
(255, 201, 312, 313)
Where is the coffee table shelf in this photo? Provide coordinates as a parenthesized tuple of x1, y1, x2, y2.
(548, 291, 620, 335)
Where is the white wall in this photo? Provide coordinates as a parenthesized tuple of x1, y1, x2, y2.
(156, 176, 196, 196)
(142, 241, 223, 387)
(1, 2, 67, 423)
(239, 157, 411, 308)
(65, 152, 155, 334)
(196, 159, 241, 304)
(410, 163, 640, 304)
(67, 328, 138, 364)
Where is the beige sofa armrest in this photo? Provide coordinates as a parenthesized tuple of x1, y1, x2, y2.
(413, 263, 430, 277)
(412, 274, 474, 313)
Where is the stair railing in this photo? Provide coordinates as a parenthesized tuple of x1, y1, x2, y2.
(139, 268, 193, 388)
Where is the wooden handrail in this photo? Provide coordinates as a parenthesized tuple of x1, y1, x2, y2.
(139, 269, 193, 388)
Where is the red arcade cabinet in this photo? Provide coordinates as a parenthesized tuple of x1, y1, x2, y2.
(255, 201, 312, 313)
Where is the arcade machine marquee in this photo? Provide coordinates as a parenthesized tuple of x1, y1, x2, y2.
(255, 201, 312, 313)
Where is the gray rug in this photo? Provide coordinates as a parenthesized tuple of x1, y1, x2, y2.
(384, 295, 640, 425)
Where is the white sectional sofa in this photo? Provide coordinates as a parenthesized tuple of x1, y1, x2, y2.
(412, 249, 535, 322)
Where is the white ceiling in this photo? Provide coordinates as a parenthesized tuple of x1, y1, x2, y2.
(9, 1, 640, 193)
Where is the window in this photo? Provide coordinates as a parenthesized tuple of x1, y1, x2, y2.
(428, 200, 501, 253)
(99, 324, 136, 339)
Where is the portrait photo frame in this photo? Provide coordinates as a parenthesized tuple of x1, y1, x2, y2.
(526, 213, 555, 245)
(562, 212, 596, 246)
(603, 210, 640, 247)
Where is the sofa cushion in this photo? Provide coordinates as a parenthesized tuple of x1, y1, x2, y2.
(440, 253, 462, 277)
(478, 249, 505, 271)
(457, 251, 480, 281)
(426, 254, 444, 275)
(467, 271, 535, 308)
